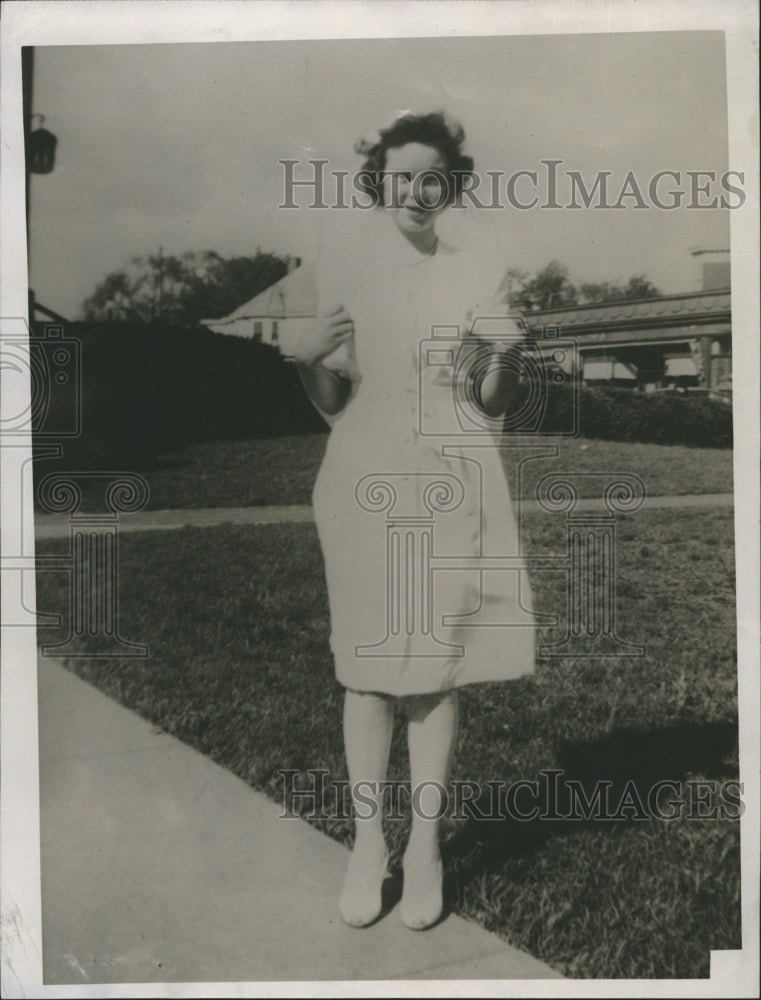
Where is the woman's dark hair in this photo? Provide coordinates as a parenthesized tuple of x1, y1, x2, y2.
(354, 111, 474, 207)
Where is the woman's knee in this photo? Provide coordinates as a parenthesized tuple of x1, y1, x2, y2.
(402, 689, 458, 720)
(344, 687, 396, 709)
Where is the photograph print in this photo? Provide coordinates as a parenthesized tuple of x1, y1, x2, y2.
(1, 2, 758, 995)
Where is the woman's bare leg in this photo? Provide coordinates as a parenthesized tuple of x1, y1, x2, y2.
(339, 688, 395, 926)
(401, 690, 459, 928)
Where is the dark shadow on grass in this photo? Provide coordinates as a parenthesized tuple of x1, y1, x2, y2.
(444, 720, 738, 878)
(556, 720, 738, 786)
(137, 452, 195, 472)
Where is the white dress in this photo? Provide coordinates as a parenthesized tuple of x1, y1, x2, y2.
(312, 211, 536, 696)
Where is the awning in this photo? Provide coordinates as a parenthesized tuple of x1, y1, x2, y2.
(583, 359, 638, 381)
(664, 356, 699, 378)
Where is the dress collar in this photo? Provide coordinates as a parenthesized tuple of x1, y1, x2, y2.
(379, 209, 455, 267)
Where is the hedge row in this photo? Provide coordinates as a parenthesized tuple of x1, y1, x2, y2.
(536, 382, 732, 448)
(35, 322, 325, 467)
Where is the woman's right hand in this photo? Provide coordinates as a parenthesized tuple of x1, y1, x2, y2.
(293, 304, 355, 367)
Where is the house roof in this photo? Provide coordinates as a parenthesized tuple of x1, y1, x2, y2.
(202, 264, 317, 326)
(528, 288, 731, 335)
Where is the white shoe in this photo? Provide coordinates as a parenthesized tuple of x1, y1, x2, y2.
(338, 845, 389, 928)
(399, 855, 444, 930)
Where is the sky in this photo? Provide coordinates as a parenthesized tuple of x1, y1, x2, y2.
(28, 31, 732, 319)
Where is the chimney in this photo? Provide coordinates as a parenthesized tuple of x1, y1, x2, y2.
(689, 246, 731, 291)
(286, 255, 301, 274)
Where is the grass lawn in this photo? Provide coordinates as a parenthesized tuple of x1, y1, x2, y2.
(35, 505, 740, 979)
(35, 433, 734, 512)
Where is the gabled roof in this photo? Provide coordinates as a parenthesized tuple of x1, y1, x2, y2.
(205, 264, 317, 325)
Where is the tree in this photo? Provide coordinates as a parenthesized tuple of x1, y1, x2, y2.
(621, 274, 661, 300)
(496, 267, 530, 305)
(81, 249, 290, 327)
(578, 281, 625, 304)
(509, 260, 579, 312)
(503, 261, 662, 310)
(580, 274, 661, 304)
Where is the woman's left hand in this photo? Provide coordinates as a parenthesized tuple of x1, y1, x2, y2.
(465, 316, 531, 419)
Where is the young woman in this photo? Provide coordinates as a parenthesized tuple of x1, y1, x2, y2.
(294, 112, 535, 930)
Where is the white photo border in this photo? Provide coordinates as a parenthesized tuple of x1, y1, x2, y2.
(1, 2, 758, 997)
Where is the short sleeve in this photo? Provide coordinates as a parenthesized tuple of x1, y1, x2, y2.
(313, 235, 361, 383)
(313, 243, 347, 378)
(463, 255, 526, 340)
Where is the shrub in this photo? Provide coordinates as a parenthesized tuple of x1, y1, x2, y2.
(33, 321, 326, 468)
(534, 382, 732, 448)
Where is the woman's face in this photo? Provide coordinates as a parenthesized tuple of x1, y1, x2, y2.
(382, 142, 449, 239)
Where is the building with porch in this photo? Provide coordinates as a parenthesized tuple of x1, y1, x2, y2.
(528, 286, 731, 396)
(526, 247, 731, 396)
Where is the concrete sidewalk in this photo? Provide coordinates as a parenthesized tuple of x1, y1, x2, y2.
(38, 658, 563, 986)
(34, 492, 734, 539)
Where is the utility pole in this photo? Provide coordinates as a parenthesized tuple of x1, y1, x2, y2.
(22, 46, 60, 324)
(22, 48, 34, 319)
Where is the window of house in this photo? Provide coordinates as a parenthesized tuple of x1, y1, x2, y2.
(271, 320, 279, 345)
(253, 320, 263, 340)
